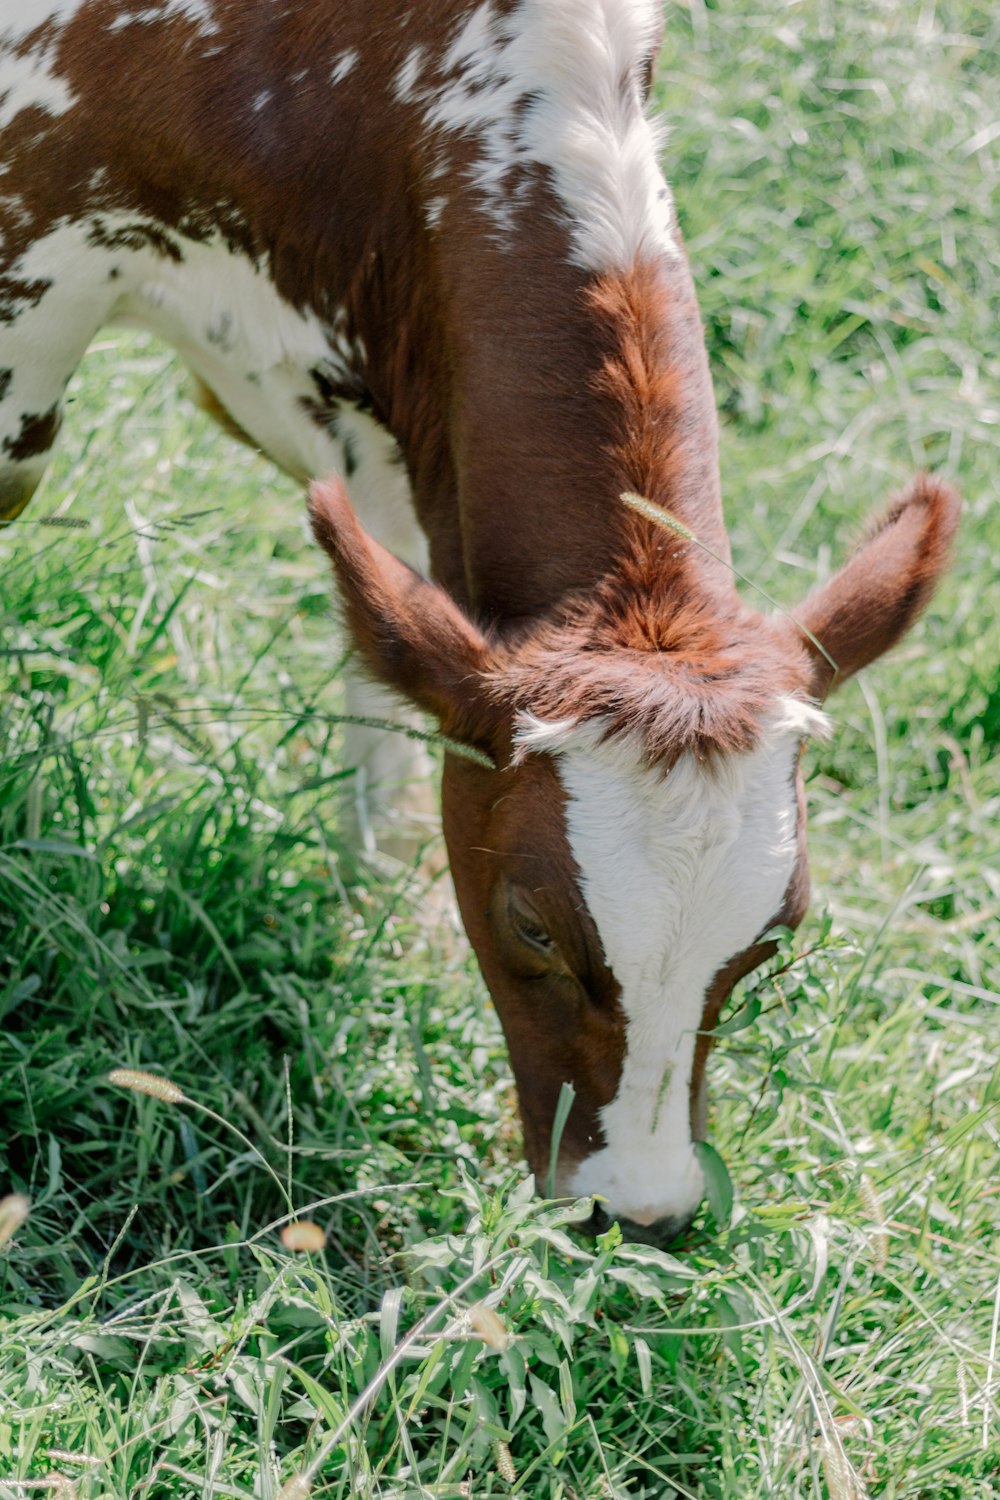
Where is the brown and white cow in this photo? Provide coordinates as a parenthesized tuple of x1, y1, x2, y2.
(0, 1, 958, 1244)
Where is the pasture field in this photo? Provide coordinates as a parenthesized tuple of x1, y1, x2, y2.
(1, 2, 998, 1496)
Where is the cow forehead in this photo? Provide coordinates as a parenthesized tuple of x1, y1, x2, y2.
(558, 722, 802, 972)
(516, 696, 827, 977)
(515, 696, 827, 978)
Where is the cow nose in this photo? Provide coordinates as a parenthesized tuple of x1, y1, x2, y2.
(587, 1201, 698, 1249)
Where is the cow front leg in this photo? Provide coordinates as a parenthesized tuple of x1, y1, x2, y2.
(326, 406, 451, 884)
(341, 672, 443, 870)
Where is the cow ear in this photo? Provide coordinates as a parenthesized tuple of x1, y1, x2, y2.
(792, 473, 960, 700)
(308, 477, 494, 731)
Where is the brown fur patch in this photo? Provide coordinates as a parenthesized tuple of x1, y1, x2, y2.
(2, 403, 61, 461)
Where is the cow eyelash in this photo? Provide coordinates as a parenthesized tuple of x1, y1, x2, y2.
(507, 897, 555, 952)
(513, 915, 554, 952)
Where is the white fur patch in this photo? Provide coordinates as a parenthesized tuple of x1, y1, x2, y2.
(0, 4, 82, 42)
(108, 8, 170, 30)
(331, 404, 417, 558)
(0, 221, 118, 455)
(394, 45, 424, 103)
(164, 0, 220, 35)
(528, 697, 827, 1226)
(106, 227, 356, 480)
(0, 215, 407, 526)
(330, 49, 359, 85)
(512, 710, 579, 759)
(414, 0, 676, 271)
(0, 33, 75, 130)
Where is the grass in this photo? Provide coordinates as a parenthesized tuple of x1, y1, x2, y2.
(1, 0, 999, 1494)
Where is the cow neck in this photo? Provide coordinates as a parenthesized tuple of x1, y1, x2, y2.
(365, 212, 735, 629)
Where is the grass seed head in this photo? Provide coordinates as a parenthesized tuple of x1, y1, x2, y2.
(0, 1193, 30, 1249)
(494, 1439, 516, 1483)
(621, 489, 697, 541)
(859, 1174, 888, 1272)
(819, 1438, 867, 1500)
(108, 1068, 188, 1104)
(958, 1359, 969, 1428)
(43, 1452, 101, 1469)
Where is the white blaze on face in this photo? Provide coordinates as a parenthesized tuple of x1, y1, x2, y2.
(518, 697, 828, 1227)
(408, 0, 676, 272)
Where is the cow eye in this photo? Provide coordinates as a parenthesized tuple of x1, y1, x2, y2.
(507, 890, 555, 953)
(513, 912, 554, 952)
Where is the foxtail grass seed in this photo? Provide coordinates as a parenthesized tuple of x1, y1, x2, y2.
(108, 1068, 188, 1104)
(859, 1174, 888, 1271)
(494, 1440, 516, 1483)
(958, 1359, 970, 1428)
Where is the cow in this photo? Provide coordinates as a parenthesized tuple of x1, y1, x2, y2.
(0, 0, 959, 1245)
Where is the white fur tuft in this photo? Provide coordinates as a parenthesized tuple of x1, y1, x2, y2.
(512, 710, 580, 761)
(412, 0, 676, 271)
(771, 694, 831, 743)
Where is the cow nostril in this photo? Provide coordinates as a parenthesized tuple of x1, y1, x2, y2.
(585, 1202, 698, 1249)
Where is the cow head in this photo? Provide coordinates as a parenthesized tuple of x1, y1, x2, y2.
(309, 473, 958, 1244)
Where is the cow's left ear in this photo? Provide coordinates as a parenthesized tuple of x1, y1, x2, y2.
(791, 473, 960, 700)
(309, 477, 495, 730)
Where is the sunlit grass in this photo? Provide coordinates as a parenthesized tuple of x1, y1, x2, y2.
(2, 2, 998, 1496)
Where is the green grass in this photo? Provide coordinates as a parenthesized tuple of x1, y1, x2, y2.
(2, 1, 999, 1495)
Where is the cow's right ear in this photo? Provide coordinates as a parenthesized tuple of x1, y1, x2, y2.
(308, 477, 496, 735)
(791, 473, 960, 700)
